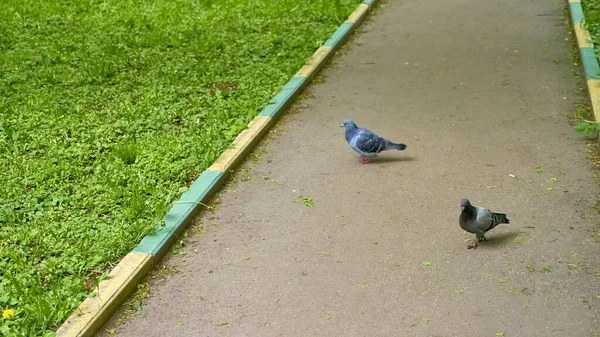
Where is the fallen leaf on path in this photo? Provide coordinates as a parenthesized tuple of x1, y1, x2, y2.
(301, 197, 314, 207)
(357, 283, 366, 288)
(498, 279, 508, 283)
(217, 322, 228, 326)
(105, 329, 116, 335)
(421, 261, 432, 266)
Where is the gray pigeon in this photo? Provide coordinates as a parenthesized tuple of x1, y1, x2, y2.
(459, 198, 510, 249)
(341, 119, 406, 164)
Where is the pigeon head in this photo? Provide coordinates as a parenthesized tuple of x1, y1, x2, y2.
(460, 198, 471, 210)
(341, 119, 357, 129)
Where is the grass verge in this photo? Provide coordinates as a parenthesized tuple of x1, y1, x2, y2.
(0, 0, 361, 335)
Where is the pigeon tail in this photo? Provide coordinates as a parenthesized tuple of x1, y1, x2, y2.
(492, 213, 510, 225)
(386, 142, 407, 151)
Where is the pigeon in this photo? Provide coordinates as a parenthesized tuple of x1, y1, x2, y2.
(459, 198, 510, 249)
(341, 119, 406, 164)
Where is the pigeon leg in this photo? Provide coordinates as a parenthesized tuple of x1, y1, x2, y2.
(467, 242, 478, 249)
(359, 156, 372, 164)
(475, 232, 486, 242)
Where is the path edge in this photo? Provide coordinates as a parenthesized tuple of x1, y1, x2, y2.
(568, 0, 600, 130)
(55, 1, 380, 336)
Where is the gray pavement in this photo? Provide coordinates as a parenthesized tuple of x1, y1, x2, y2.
(100, 0, 600, 335)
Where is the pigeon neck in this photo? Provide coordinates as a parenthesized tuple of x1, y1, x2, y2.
(344, 126, 358, 140)
(462, 205, 476, 216)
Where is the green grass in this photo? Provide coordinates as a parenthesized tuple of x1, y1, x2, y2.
(0, 0, 361, 335)
(583, 0, 600, 44)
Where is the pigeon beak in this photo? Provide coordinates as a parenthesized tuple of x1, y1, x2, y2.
(340, 124, 344, 127)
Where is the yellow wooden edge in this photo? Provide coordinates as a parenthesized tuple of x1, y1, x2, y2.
(207, 116, 271, 172)
(296, 64, 315, 78)
(56, 252, 153, 337)
(345, 3, 370, 24)
(295, 46, 334, 77)
(587, 79, 600, 122)
(574, 24, 593, 48)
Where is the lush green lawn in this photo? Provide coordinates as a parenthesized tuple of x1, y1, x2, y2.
(0, 0, 361, 335)
(583, 0, 600, 55)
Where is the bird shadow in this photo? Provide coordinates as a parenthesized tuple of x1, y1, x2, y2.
(373, 155, 417, 164)
(479, 231, 521, 248)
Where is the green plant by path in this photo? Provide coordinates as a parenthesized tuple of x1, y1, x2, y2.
(573, 119, 600, 135)
(0, 0, 361, 335)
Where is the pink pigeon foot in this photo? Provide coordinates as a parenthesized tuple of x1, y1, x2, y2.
(359, 157, 372, 164)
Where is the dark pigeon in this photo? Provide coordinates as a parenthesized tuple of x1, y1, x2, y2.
(459, 198, 510, 249)
(341, 119, 406, 164)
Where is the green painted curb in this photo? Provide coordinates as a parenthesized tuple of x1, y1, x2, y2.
(568, 2, 600, 79)
(569, 1, 585, 24)
(259, 76, 309, 117)
(132, 170, 224, 258)
(581, 47, 600, 79)
(324, 23, 355, 47)
(567, 0, 600, 140)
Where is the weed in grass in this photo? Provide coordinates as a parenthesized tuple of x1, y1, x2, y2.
(0, 0, 363, 334)
(114, 143, 140, 165)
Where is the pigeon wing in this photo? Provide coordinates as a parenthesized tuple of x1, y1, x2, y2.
(353, 129, 387, 154)
(474, 207, 494, 231)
